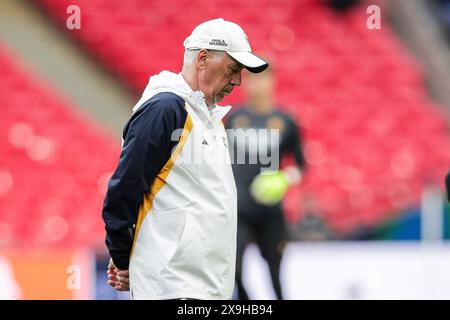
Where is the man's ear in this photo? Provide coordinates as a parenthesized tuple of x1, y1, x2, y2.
(196, 49, 208, 70)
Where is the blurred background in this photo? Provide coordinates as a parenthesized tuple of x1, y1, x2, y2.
(0, 0, 450, 299)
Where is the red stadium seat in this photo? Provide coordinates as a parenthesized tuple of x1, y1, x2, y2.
(31, 0, 450, 236)
(0, 46, 120, 248)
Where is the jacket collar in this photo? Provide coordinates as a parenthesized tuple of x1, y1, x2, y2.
(133, 70, 232, 125)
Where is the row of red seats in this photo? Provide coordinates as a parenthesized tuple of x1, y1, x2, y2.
(0, 46, 120, 248)
(35, 0, 450, 235)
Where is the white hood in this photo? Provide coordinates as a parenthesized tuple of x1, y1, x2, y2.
(132, 71, 231, 123)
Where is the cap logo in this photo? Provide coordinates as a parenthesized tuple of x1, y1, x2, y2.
(209, 39, 228, 47)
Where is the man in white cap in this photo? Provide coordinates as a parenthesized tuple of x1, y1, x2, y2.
(103, 18, 268, 300)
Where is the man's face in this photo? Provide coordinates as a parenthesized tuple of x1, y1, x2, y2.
(198, 51, 244, 106)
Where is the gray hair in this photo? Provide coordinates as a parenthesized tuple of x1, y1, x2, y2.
(183, 49, 226, 66)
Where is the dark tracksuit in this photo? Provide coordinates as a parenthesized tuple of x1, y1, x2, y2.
(226, 107, 305, 300)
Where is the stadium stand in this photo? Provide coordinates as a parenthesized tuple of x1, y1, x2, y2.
(0, 45, 119, 248)
(27, 0, 450, 235)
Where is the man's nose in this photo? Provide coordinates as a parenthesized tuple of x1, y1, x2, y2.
(230, 71, 242, 87)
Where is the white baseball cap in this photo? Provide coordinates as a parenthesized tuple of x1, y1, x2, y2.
(184, 18, 269, 73)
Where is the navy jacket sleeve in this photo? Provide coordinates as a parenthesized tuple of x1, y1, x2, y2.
(102, 92, 187, 270)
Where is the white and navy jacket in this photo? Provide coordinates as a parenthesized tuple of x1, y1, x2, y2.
(102, 71, 237, 300)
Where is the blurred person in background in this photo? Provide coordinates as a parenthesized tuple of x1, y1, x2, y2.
(226, 66, 305, 300)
